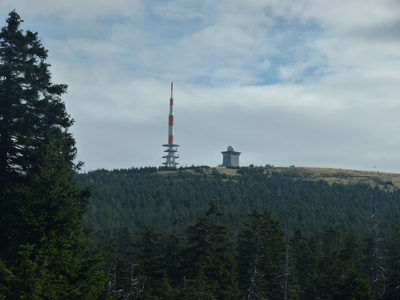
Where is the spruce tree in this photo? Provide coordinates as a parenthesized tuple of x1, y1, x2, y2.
(382, 225, 400, 300)
(289, 229, 318, 299)
(181, 202, 239, 299)
(335, 234, 372, 299)
(132, 225, 173, 299)
(0, 11, 106, 298)
(315, 228, 371, 300)
(0, 11, 74, 178)
(237, 209, 285, 299)
(0, 10, 74, 254)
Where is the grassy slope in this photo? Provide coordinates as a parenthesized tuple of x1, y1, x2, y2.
(206, 166, 400, 191)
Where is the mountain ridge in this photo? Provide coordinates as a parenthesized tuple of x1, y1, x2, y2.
(159, 165, 400, 190)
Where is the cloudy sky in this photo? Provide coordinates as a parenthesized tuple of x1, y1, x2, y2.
(1, 0, 399, 172)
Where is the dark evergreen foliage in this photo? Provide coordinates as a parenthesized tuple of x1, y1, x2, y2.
(181, 202, 239, 299)
(0, 11, 106, 299)
(76, 166, 400, 299)
(77, 167, 400, 241)
(288, 229, 318, 299)
(132, 225, 172, 299)
(237, 210, 285, 299)
(0, 11, 73, 179)
(382, 225, 400, 300)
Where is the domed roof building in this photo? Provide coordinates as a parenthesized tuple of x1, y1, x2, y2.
(221, 145, 241, 167)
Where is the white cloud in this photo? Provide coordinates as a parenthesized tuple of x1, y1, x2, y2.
(1, 0, 399, 172)
(1, 0, 145, 21)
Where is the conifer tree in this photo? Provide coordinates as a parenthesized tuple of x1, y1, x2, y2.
(382, 225, 400, 300)
(237, 209, 285, 299)
(0, 11, 74, 179)
(0, 11, 106, 298)
(0, 10, 74, 256)
(181, 202, 239, 299)
(315, 228, 371, 299)
(335, 234, 372, 299)
(289, 229, 317, 299)
(132, 225, 173, 299)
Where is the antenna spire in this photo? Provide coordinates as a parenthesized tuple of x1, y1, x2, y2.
(162, 82, 179, 168)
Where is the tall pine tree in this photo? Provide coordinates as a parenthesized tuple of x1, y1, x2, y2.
(382, 225, 400, 300)
(237, 209, 285, 299)
(180, 202, 239, 299)
(0, 11, 106, 298)
(132, 225, 173, 299)
(288, 229, 318, 299)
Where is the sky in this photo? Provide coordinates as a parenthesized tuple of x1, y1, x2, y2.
(1, 0, 399, 173)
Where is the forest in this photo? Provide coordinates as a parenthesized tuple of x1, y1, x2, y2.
(77, 166, 400, 239)
(76, 166, 400, 299)
(2, 10, 400, 299)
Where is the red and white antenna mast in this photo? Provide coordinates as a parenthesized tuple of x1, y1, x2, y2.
(162, 82, 179, 168)
(168, 82, 174, 144)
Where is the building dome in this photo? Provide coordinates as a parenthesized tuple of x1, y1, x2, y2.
(227, 145, 235, 151)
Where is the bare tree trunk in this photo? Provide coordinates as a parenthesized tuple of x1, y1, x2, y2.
(283, 218, 290, 300)
(371, 189, 385, 299)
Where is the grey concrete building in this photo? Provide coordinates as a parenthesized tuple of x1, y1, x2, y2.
(221, 145, 241, 167)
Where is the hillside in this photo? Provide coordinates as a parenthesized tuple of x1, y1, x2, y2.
(77, 165, 400, 244)
(159, 165, 400, 191)
(75, 165, 400, 298)
(213, 166, 400, 190)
